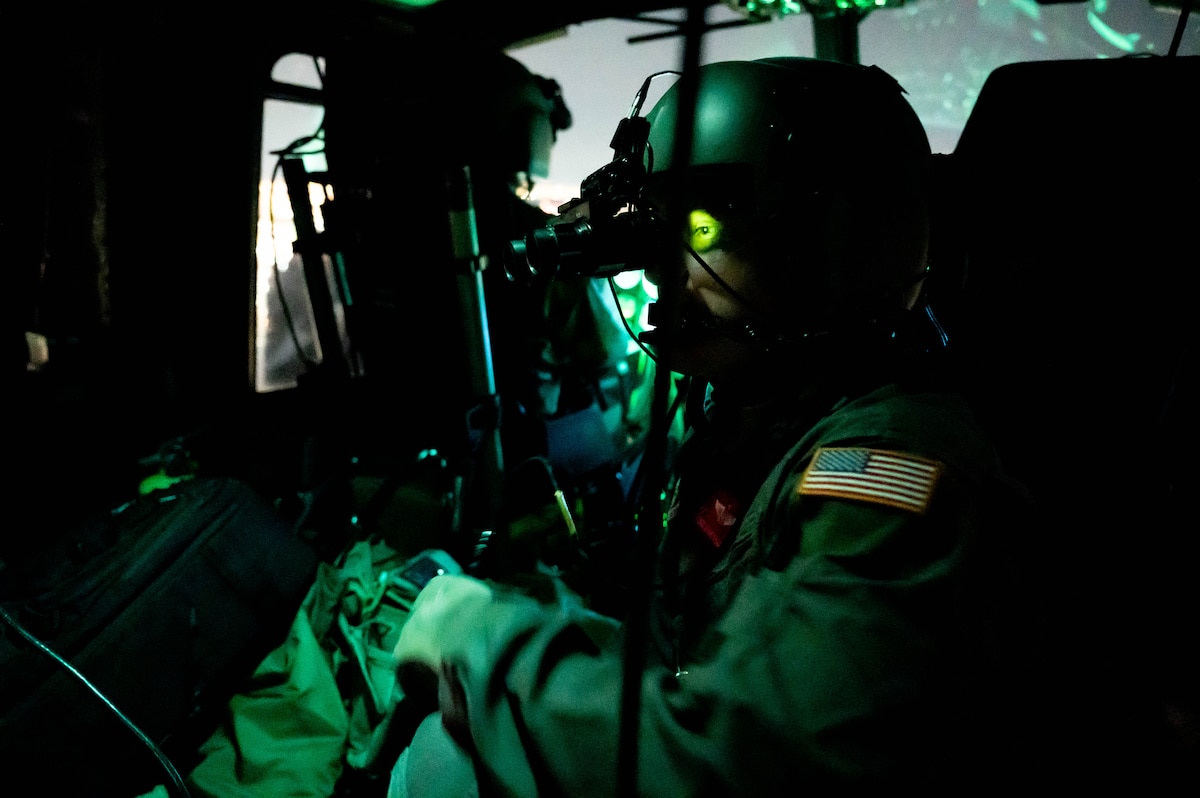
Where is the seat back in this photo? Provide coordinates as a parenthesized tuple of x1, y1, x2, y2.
(933, 54, 1199, 785)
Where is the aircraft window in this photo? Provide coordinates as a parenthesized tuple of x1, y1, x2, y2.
(255, 52, 355, 393)
(271, 52, 323, 89)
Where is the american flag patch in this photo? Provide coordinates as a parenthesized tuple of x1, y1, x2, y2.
(798, 447, 941, 514)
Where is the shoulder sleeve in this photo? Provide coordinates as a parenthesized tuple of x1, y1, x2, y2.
(444, 479, 972, 794)
(443, 391, 1012, 793)
(444, 576, 761, 795)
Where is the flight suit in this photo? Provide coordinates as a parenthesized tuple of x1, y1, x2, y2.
(391, 379, 1039, 795)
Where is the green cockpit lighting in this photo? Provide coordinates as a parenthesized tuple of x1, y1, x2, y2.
(727, 0, 905, 19)
(688, 209, 723, 253)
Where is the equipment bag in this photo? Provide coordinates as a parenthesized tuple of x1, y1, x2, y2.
(0, 475, 319, 796)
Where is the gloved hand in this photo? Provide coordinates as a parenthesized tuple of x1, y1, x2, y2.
(394, 573, 495, 752)
(393, 573, 495, 670)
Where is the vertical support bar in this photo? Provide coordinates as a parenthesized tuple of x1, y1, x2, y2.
(812, 10, 865, 64)
(446, 165, 505, 535)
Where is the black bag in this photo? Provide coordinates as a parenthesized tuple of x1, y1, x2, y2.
(0, 476, 319, 796)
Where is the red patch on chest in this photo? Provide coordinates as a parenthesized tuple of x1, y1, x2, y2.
(694, 488, 741, 548)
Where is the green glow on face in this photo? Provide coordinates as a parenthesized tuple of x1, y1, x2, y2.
(388, 0, 444, 7)
(688, 209, 723, 253)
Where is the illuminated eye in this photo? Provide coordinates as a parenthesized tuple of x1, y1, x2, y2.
(687, 209, 722, 253)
